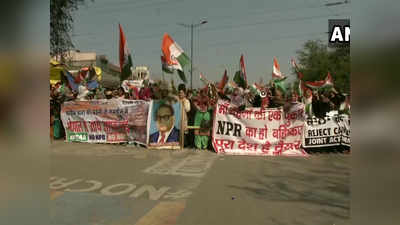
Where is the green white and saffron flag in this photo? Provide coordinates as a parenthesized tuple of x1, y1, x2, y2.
(199, 73, 210, 85)
(119, 23, 133, 82)
(305, 72, 334, 89)
(233, 54, 247, 88)
(273, 76, 288, 94)
(161, 55, 174, 74)
(161, 33, 190, 83)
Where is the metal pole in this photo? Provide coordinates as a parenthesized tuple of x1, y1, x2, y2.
(190, 24, 194, 90)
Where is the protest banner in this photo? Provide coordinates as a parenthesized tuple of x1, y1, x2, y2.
(121, 80, 143, 93)
(211, 100, 308, 156)
(61, 99, 150, 144)
(339, 114, 350, 147)
(302, 112, 350, 148)
(147, 100, 182, 149)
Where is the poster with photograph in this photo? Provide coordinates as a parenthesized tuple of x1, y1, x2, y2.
(147, 100, 182, 149)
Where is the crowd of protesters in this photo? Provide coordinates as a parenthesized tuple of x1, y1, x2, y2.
(50, 68, 350, 152)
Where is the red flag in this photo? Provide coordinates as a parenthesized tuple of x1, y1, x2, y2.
(119, 24, 133, 81)
(217, 69, 228, 91)
(240, 54, 247, 83)
(119, 24, 127, 71)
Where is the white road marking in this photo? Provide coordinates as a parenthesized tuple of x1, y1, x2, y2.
(65, 180, 103, 192)
(143, 154, 218, 177)
(50, 178, 83, 190)
(50, 177, 178, 200)
(163, 190, 193, 200)
(100, 183, 137, 196)
(129, 185, 171, 201)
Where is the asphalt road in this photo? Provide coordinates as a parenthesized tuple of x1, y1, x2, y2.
(50, 140, 350, 225)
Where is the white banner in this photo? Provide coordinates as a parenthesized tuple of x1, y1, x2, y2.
(303, 113, 350, 148)
(61, 99, 150, 144)
(211, 100, 308, 156)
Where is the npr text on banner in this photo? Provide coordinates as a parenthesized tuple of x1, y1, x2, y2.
(212, 100, 308, 156)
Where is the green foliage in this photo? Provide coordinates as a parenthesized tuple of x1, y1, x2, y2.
(293, 40, 350, 93)
(50, 0, 91, 58)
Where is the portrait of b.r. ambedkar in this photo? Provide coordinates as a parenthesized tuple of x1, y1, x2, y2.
(149, 103, 180, 144)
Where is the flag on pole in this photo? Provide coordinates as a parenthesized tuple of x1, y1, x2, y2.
(240, 54, 247, 82)
(119, 23, 133, 82)
(233, 54, 247, 88)
(161, 33, 190, 83)
(199, 73, 209, 85)
(272, 57, 285, 80)
(161, 55, 174, 74)
(298, 79, 312, 98)
(305, 72, 334, 89)
(290, 58, 304, 80)
(249, 83, 260, 96)
(304, 91, 313, 117)
(273, 76, 287, 94)
(217, 69, 228, 91)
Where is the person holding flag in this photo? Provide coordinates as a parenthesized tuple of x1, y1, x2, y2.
(290, 57, 313, 116)
(270, 57, 287, 107)
(233, 54, 247, 89)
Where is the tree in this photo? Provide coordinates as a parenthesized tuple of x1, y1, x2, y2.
(50, 0, 91, 60)
(293, 40, 350, 93)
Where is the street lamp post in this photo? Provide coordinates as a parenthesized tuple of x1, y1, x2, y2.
(178, 20, 207, 89)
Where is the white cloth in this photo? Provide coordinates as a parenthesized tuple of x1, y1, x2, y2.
(181, 98, 190, 133)
(182, 98, 191, 113)
(77, 85, 89, 100)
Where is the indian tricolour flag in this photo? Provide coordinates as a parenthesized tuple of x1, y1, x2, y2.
(305, 72, 334, 89)
(199, 73, 209, 85)
(233, 54, 247, 88)
(119, 23, 133, 82)
(290, 57, 304, 80)
(272, 57, 285, 80)
(161, 33, 191, 83)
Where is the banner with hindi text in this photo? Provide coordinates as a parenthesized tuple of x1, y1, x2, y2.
(61, 99, 150, 144)
(302, 112, 350, 148)
(212, 100, 308, 156)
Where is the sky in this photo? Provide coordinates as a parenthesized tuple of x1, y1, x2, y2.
(71, 0, 350, 88)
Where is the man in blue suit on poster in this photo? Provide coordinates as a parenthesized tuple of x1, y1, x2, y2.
(150, 103, 180, 144)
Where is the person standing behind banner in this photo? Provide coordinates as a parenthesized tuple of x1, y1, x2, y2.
(193, 89, 211, 150)
(178, 85, 191, 146)
(303, 89, 313, 117)
(313, 91, 331, 118)
(186, 89, 196, 148)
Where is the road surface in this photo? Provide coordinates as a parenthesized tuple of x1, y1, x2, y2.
(50, 140, 350, 225)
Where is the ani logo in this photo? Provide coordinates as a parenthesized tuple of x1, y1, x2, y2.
(328, 19, 350, 47)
